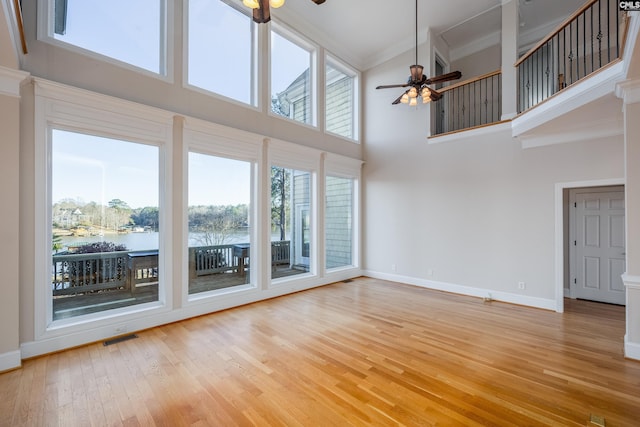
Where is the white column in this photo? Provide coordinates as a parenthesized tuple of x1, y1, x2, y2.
(501, 0, 519, 120)
(0, 66, 29, 371)
(616, 79, 640, 361)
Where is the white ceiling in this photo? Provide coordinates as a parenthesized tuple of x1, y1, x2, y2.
(267, 0, 587, 71)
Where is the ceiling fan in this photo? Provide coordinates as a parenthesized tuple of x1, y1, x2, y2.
(244, 0, 326, 24)
(375, 0, 462, 106)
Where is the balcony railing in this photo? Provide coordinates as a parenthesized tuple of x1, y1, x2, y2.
(431, 70, 502, 136)
(516, 0, 627, 113)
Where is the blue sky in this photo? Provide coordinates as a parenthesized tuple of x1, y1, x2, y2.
(51, 0, 306, 209)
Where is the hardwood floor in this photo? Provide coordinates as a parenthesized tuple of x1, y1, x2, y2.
(2, 277, 639, 426)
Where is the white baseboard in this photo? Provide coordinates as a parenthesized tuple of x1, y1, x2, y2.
(362, 270, 557, 311)
(0, 350, 21, 372)
(625, 336, 640, 361)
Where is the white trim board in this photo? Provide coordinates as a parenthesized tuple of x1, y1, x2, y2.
(0, 350, 21, 372)
(625, 336, 640, 361)
(361, 271, 557, 311)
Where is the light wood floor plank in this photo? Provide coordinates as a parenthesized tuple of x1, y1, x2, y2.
(2, 277, 640, 426)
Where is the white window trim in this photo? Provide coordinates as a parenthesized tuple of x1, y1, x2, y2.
(33, 78, 175, 343)
(182, 117, 263, 304)
(36, 0, 173, 81)
(325, 53, 361, 143)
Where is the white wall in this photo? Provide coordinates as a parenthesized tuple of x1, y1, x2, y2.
(363, 54, 624, 305)
(451, 44, 501, 81)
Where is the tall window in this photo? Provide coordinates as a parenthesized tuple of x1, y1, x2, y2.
(51, 130, 160, 320)
(50, 0, 166, 75)
(187, 0, 256, 105)
(270, 28, 314, 126)
(188, 152, 253, 294)
(325, 176, 354, 269)
(271, 166, 312, 279)
(325, 57, 358, 140)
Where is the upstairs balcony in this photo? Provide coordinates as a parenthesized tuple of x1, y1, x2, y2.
(430, 0, 630, 139)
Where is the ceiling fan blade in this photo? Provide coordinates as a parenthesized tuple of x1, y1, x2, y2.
(376, 83, 410, 90)
(425, 71, 462, 85)
(429, 88, 443, 102)
(391, 91, 408, 105)
(310, 0, 326, 4)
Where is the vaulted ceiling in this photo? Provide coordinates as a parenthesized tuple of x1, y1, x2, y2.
(270, 0, 586, 70)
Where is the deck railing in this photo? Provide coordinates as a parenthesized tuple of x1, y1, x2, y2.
(54, 241, 293, 296)
(52, 251, 129, 296)
(190, 244, 238, 277)
(431, 70, 502, 136)
(516, 0, 627, 113)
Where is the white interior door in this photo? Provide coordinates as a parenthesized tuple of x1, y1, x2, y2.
(573, 190, 626, 305)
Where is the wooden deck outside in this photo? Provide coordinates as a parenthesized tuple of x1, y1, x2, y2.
(52, 242, 298, 320)
(53, 265, 306, 320)
(3, 277, 640, 426)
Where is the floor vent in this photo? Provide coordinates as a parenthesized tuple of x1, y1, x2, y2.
(103, 334, 138, 346)
(590, 414, 606, 427)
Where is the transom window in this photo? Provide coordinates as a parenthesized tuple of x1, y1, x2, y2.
(187, 0, 256, 105)
(50, 0, 167, 75)
(270, 27, 315, 126)
(325, 56, 359, 141)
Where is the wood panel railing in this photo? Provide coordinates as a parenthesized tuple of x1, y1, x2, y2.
(53, 241, 294, 296)
(188, 241, 291, 279)
(516, 0, 627, 113)
(190, 244, 237, 277)
(431, 70, 502, 136)
(52, 251, 129, 296)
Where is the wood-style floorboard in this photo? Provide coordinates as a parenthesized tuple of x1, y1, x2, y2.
(2, 277, 639, 426)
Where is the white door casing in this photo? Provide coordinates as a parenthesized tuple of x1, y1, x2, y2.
(571, 188, 626, 305)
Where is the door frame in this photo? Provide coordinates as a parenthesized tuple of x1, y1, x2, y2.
(554, 178, 625, 313)
(568, 185, 625, 302)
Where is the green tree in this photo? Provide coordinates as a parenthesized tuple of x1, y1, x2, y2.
(271, 166, 290, 241)
(52, 233, 63, 253)
(131, 206, 159, 231)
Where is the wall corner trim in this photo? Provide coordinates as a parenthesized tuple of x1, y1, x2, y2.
(0, 349, 21, 372)
(0, 65, 29, 97)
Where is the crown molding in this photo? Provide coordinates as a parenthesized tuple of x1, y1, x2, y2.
(616, 79, 640, 104)
(0, 65, 28, 97)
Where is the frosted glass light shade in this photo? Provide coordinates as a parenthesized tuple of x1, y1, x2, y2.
(243, 0, 260, 8)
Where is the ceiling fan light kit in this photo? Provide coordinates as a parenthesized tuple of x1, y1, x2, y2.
(242, 0, 284, 9)
(375, 0, 461, 106)
(243, 0, 326, 24)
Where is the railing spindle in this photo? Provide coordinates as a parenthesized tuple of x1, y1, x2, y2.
(430, 70, 502, 136)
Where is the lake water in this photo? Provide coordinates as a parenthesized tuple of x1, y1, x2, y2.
(59, 231, 258, 252)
